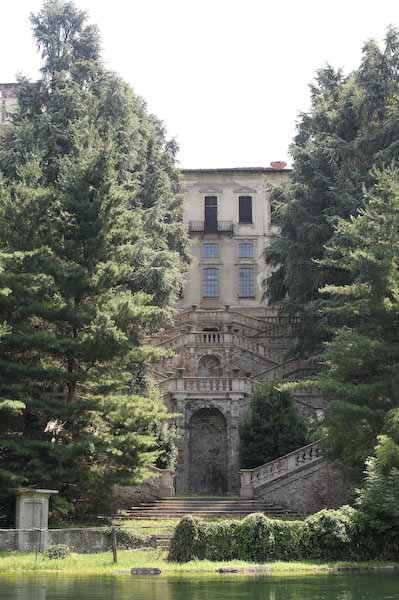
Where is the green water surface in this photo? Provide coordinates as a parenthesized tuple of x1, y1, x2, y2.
(0, 573, 398, 600)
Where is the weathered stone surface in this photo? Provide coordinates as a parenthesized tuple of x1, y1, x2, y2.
(254, 460, 352, 515)
(188, 408, 227, 495)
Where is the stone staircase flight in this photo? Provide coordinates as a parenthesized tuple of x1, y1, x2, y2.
(118, 497, 300, 520)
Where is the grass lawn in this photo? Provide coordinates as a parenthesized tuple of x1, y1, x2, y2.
(0, 550, 397, 577)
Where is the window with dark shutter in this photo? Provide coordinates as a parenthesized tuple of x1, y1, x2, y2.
(204, 196, 218, 233)
(239, 196, 253, 223)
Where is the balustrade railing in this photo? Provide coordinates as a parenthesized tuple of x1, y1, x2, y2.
(159, 376, 254, 395)
(151, 330, 282, 363)
(188, 220, 233, 233)
(256, 358, 315, 381)
(174, 308, 286, 335)
(240, 441, 323, 498)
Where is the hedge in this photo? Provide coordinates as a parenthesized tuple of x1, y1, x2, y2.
(168, 507, 377, 563)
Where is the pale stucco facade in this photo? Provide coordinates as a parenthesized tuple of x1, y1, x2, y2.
(178, 167, 288, 311)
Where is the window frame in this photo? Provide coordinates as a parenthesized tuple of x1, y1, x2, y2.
(202, 267, 220, 298)
(238, 241, 255, 259)
(239, 266, 256, 298)
(202, 242, 220, 259)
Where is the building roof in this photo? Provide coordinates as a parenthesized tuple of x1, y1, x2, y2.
(181, 166, 291, 175)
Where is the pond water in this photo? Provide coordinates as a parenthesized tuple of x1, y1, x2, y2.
(0, 573, 398, 600)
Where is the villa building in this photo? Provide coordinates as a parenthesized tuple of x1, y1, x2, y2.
(152, 167, 326, 499)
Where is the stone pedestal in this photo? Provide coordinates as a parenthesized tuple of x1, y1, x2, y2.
(15, 488, 58, 551)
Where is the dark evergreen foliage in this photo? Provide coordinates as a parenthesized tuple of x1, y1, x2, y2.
(266, 27, 399, 356)
(316, 167, 399, 474)
(0, 0, 186, 520)
(240, 384, 307, 469)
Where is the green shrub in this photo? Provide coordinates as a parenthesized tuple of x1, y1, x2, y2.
(45, 544, 71, 560)
(168, 507, 361, 563)
(269, 518, 304, 561)
(236, 513, 275, 561)
(355, 429, 399, 559)
(168, 514, 306, 563)
(299, 506, 357, 560)
(205, 519, 240, 561)
(168, 516, 204, 562)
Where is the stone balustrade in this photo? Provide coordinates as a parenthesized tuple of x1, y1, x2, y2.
(159, 376, 254, 395)
(257, 358, 316, 382)
(240, 441, 323, 498)
(175, 307, 282, 333)
(151, 308, 294, 347)
(152, 330, 282, 363)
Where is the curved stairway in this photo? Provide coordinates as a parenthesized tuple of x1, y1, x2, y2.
(117, 497, 300, 520)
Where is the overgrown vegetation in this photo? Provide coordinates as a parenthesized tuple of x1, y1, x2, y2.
(240, 384, 308, 468)
(168, 505, 399, 563)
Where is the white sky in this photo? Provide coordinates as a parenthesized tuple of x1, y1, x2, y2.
(1, 1, 399, 168)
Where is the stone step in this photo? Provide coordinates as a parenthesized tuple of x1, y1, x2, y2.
(121, 510, 299, 518)
(117, 497, 300, 521)
(123, 510, 295, 515)
(125, 506, 281, 514)
(131, 502, 275, 508)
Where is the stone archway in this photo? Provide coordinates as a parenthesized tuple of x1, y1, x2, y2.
(188, 407, 227, 495)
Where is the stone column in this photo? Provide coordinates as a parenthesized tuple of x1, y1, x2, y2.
(240, 471, 254, 498)
(228, 394, 244, 494)
(174, 395, 188, 494)
(158, 469, 176, 498)
(15, 488, 58, 551)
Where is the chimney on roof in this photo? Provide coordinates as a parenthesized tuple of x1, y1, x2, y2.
(270, 161, 287, 169)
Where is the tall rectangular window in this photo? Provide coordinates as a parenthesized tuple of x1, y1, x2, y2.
(202, 243, 220, 259)
(204, 196, 218, 233)
(239, 267, 255, 297)
(239, 242, 254, 258)
(239, 195, 253, 223)
(203, 268, 219, 297)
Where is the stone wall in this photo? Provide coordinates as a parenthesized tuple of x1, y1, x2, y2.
(254, 459, 352, 515)
(112, 480, 160, 510)
(0, 527, 155, 553)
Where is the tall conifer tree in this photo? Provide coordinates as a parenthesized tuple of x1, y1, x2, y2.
(317, 167, 399, 474)
(0, 0, 187, 518)
(266, 28, 399, 356)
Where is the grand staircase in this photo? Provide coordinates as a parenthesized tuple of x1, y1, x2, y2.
(118, 497, 300, 520)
